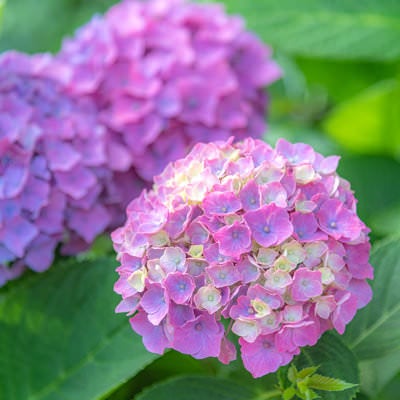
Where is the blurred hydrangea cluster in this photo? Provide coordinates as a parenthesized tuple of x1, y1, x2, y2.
(0, 0, 280, 285)
(112, 137, 373, 378)
(57, 0, 280, 181)
(0, 52, 135, 285)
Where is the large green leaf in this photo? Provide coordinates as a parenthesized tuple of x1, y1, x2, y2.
(294, 332, 359, 400)
(358, 350, 400, 397)
(209, 0, 400, 61)
(0, 257, 158, 400)
(338, 155, 400, 221)
(369, 203, 400, 237)
(344, 237, 400, 360)
(342, 237, 400, 397)
(323, 80, 400, 157)
(136, 376, 260, 400)
(374, 373, 400, 400)
(296, 57, 399, 103)
(0, 0, 117, 53)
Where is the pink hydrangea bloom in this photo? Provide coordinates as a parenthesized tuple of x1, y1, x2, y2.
(0, 51, 143, 285)
(56, 0, 280, 183)
(112, 137, 373, 378)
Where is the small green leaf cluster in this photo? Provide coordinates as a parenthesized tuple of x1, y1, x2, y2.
(280, 365, 357, 400)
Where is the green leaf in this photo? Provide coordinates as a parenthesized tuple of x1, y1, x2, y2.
(204, 0, 400, 61)
(136, 376, 260, 400)
(374, 372, 400, 400)
(369, 203, 400, 237)
(338, 155, 400, 221)
(304, 389, 319, 400)
(358, 349, 400, 397)
(308, 375, 358, 392)
(297, 367, 320, 380)
(296, 57, 399, 103)
(0, 257, 158, 400)
(106, 351, 222, 400)
(344, 237, 400, 361)
(0, 0, 118, 53)
(323, 80, 400, 157)
(0, 0, 5, 25)
(294, 332, 359, 400)
(283, 387, 297, 400)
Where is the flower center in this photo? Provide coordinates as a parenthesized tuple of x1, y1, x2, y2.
(195, 322, 203, 331)
(301, 279, 309, 287)
(187, 97, 199, 109)
(262, 340, 272, 349)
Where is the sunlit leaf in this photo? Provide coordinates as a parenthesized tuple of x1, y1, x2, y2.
(323, 80, 400, 157)
(307, 375, 357, 392)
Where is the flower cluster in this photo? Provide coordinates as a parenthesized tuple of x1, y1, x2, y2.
(57, 0, 280, 182)
(0, 0, 280, 286)
(0, 52, 139, 285)
(113, 137, 373, 378)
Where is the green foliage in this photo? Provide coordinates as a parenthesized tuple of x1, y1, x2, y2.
(307, 375, 357, 392)
(337, 155, 400, 221)
(358, 350, 400, 397)
(343, 237, 400, 396)
(0, 0, 118, 53)
(344, 237, 400, 360)
(209, 0, 400, 61)
(293, 332, 359, 400)
(370, 204, 400, 237)
(136, 376, 259, 400)
(0, 0, 5, 25)
(296, 58, 399, 103)
(374, 373, 400, 400)
(324, 80, 400, 157)
(282, 365, 357, 400)
(0, 257, 158, 400)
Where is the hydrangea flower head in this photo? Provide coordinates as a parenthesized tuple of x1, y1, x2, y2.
(57, 0, 280, 183)
(0, 51, 141, 285)
(113, 137, 373, 378)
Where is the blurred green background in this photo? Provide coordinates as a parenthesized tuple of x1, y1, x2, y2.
(1, 1, 400, 400)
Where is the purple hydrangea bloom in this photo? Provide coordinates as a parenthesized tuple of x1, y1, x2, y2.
(0, 51, 142, 285)
(113, 137, 372, 378)
(56, 0, 280, 184)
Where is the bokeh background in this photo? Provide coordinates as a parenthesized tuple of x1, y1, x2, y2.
(0, 1, 400, 399)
